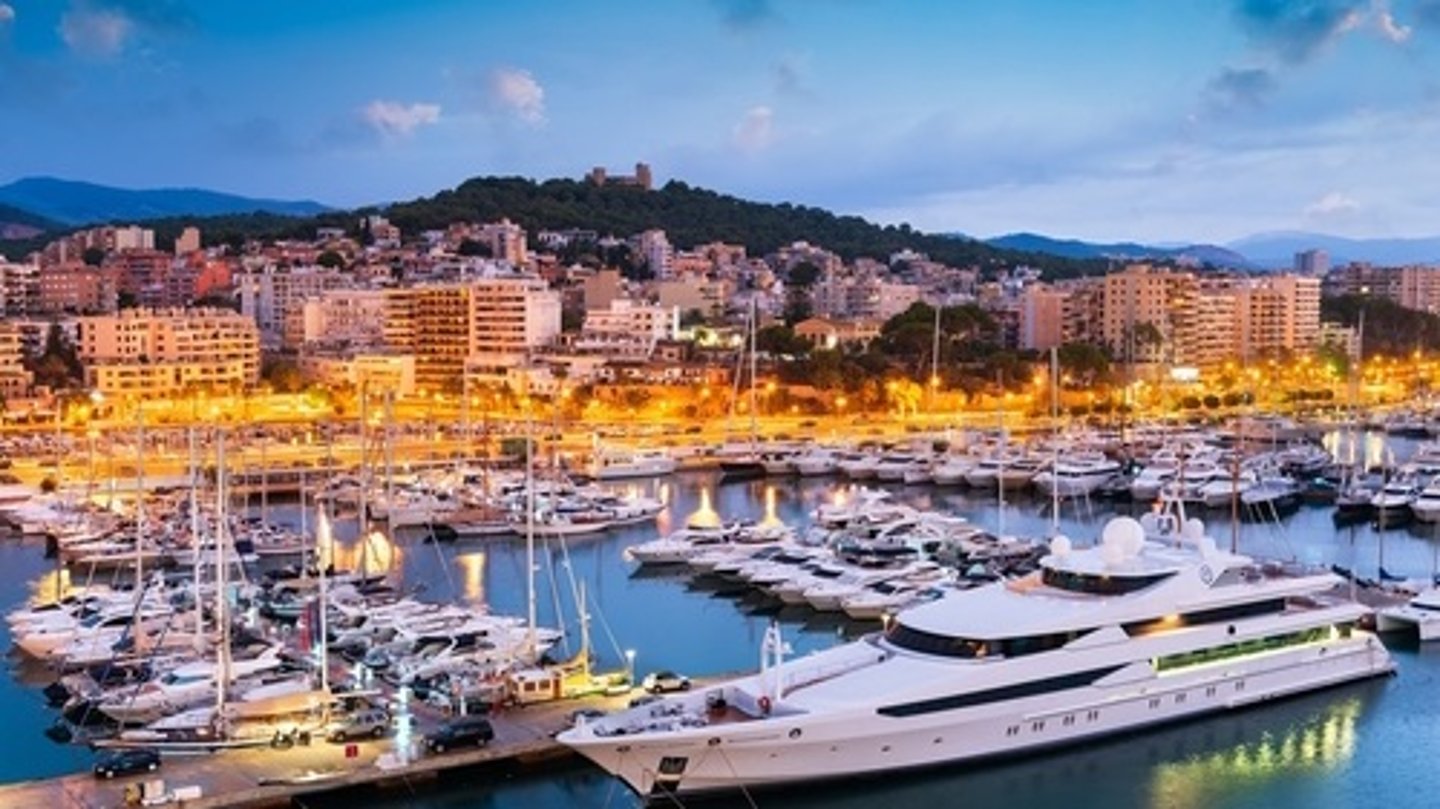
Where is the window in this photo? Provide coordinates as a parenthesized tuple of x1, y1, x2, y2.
(885, 622, 1092, 660)
(1042, 568, 1175, 595)
(877, 666, 1125, 718)
(1155, 627, 1330, 673)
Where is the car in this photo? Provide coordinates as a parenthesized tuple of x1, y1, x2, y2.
(424, 716, 494, 754)
(641, 670, 691, 694)
(93, 748, 160, 779)
(324, 707, 391, 742)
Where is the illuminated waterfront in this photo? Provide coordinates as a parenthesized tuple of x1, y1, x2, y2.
(4, 440, 1440, 807)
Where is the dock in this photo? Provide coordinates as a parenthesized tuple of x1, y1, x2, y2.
(0, 691, 634, 809)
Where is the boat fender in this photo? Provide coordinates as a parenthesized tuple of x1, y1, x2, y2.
(758, 696, 772, 714)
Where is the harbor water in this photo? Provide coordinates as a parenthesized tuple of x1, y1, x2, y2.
(4, 431, 1440, 808)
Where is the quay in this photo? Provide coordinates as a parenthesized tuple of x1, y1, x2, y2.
(0, 691, 627, 809)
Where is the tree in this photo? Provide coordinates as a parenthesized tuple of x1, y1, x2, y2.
(1055, 342, 1111, 386)
(260, 356, 306, 393)
(316, 250, 346, 269)
(756, 325, 809, 358)
(457, 239, 491, 258)
(561, 308, 585, 333)
(788, 261, 822, 288)
(82, 247, 106, 267)
(27, 324, 84, 390)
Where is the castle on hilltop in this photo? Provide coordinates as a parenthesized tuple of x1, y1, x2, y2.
(587, 162, 653, 191)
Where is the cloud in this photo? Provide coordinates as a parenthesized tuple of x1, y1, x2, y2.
(60, 6, 135, 57)
(1305, 190, 1360, 216)
(360, 100, 441, 138)
(1374, 0, 1412, 41)
(732, 105, 775, 153)
(0, 4, 14, 24)
(1231, 1, 1418, 61)
(1206, 66, 1278, 112)
(488, 67, 545, 125)
(712, 0, 775, 31)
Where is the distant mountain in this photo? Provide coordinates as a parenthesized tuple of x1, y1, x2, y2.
(1225, 231, 1440, 268)
(984, 232, 1252, 268)
(0, 177, 331, 227)
(0, 202, 58, 240)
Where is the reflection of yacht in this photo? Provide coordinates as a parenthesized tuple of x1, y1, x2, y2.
(561, 516, 1393, 799)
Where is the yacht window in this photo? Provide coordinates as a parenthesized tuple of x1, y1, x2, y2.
(1041, 568, 1175, 595)
(877, 665, 1126, 717)
(1154, 626, 1332, 672)
(885, 622, 1091, 659)
(1124, 598, 1287, 636)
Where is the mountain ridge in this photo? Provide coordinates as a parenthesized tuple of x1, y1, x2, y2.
(0, 177, 331, 227)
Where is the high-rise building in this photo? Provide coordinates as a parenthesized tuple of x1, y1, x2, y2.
(1294, 249, 1330, 276)
(174, 227, 202, 256)
(635, 230, 674, 280)
(476, 219, 529, 266)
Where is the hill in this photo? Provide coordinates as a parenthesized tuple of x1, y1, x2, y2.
(377, 177, 1105, 277)
(985, 232, 1252, 268)
(0, 202, 58, 241)
(0, 177, 331, 227)
(1227, 231, 1440, 268)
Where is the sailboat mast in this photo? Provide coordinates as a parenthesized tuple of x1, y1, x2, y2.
(748, 299, 759, 451)
(189, 426, 203, 654)
(133, 406, 146, 653)
(525, 368, 538, 658)
(997, 369, 1006, 539)
(358, 383, 369, 580)
(1050, 347, 1060, 537)
(317, 505, 330, 694)
(930, 304, 942, 415)
(214, 432, 231, 718)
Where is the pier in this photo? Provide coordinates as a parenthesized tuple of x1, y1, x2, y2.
(0, 692, 621, 808)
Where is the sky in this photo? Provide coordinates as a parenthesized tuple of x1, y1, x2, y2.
(2, 0, 1440, 244)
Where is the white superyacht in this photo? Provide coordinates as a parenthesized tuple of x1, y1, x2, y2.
(560, 515, 1393, 799)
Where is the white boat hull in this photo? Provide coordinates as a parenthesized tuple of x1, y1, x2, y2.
(566, 636, 1390, 798)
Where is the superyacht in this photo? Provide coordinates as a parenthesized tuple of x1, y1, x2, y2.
(560, 515, 1393, 799)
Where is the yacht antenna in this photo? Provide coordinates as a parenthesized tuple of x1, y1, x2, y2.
(189, 426, 204, 654)
(133, 405, 146, 654)
(525, 363, 538, 659)
(996, 369, 1006, 540)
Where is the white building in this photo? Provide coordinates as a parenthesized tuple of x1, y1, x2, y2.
(634, 230, 674, 280)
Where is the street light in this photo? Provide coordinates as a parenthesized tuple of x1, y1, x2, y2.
(625, 648, 637, 686)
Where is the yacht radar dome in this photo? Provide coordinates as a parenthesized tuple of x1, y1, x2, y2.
(1049, 535, 1072, 557)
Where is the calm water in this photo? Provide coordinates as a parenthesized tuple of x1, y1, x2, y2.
(4, 433, 1440, 809)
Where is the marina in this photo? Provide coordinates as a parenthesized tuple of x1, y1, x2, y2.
(4, 422, 1440, 807)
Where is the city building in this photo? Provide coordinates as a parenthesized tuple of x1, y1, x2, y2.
(634, 230, 674, 279)
(174, 227, 202, 256)
(238, 265, 351, 347)
(75, 308, 260, 395)
(1294, 249, 1330, 277)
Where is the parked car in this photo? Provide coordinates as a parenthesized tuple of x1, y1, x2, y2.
(93, 748, 160, 779)
(424, 716, 494, 754)
(641, 670, 691, 694)
(325, 707, 391, 742)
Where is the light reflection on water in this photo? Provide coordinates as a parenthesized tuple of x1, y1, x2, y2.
(1147, 697, 1359, 809)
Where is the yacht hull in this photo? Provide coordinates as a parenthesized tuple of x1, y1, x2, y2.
(566, 637, 1391, 800)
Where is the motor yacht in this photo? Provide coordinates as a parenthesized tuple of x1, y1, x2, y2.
(1033, 452, 1123, 498)
(561, 516, 1393, 799)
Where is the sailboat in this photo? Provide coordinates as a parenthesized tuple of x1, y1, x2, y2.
(719, 299, 767, 481)
(98, 436, 334, 751)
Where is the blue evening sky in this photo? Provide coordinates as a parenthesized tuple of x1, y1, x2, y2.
(1, 0, 1437, 243)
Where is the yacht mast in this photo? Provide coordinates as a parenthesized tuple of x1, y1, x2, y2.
(214, 432, 231, 722)
(996, 369, 1006, 539)
(189, 426, 204, 654)
(358, 383, 369, 581)
(748, 298, 759, 454)
(316, 504, 331, 694)
(1049, 347, 1060, 537)
(133, 406, 146, 654)
(525, 370, 538, 658)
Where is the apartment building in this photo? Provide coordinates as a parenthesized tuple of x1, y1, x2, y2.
(0, 324, 33, 399)
(238, 265, 351, 346)
(75, 308, 260, 395)
(381, 277, 562, 391)
(581, 299, 679, 354)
